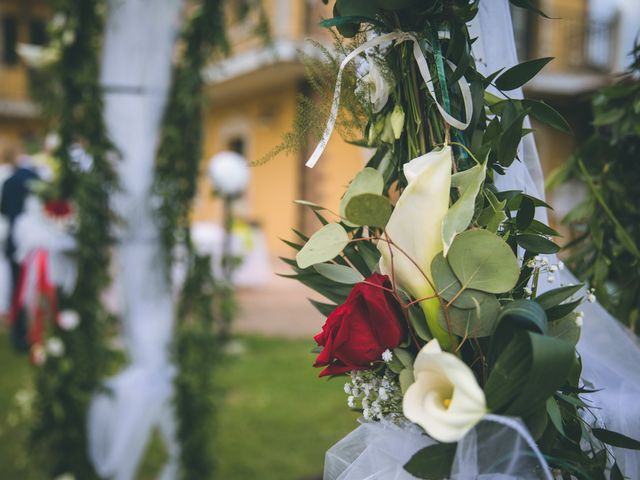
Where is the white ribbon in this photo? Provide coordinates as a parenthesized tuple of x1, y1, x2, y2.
(306, 31, 473, 168)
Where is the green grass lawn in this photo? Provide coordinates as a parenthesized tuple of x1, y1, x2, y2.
(0, 334, 356, 480)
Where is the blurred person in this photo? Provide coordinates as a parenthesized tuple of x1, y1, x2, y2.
(0, 146, 13, 317)
(0, 146, 39, 352)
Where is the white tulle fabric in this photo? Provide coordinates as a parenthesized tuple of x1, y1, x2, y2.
(325, 1, 640, 479)
(87, 2, 183, 480)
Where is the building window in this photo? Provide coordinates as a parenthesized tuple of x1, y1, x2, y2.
(2, 16, 19, 65)
(228, 136, 246, 156)
(30, 20, 48, 46)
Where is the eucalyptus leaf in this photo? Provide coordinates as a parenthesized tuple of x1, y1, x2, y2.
(296, 223, 350, 269)
(431, 253, 494, 309)
(438, 294, 501, 338)
(442, 163, 486, 254)
(447, 230, 520, 294)
(340, 168, 384, 225)
(314, 263, 363, 284)
(344, 193, 392, 228)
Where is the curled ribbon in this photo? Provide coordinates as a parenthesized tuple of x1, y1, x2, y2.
(306, 31, 474, 168)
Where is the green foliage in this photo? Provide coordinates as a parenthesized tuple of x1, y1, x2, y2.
(446, 230, 520, 293)
(493, 57, 553, 91)
(284, 2, 622, 477)
(442, 162, 486, 253)
(26, 1, 117, 478)
(152, 0, 228, 268)
(343, 193, 392, 228)
(404, 443, 456, 480)
(296, 223, 350, 269)
(173, 324, 220, 478)
(549, 44, 640, 332)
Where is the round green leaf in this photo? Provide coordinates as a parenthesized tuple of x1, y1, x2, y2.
(296, 223, 349, 269)
(344, 193, 392, 228)
(313, 263, 363, 284)
(431, 252, 494, 309)
(340, 168, 384, 224)
(438, 294, 501, 338)
(447, 230, 520, 293)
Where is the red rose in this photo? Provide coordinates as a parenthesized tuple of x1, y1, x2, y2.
(313, 273, 405, 377)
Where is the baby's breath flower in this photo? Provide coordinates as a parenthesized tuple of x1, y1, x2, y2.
(381, 349, 393, 363)
(378, 386, 389, 401)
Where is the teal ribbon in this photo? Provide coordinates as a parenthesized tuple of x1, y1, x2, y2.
(427, 24, 470, 163)
(428, 25, 451, 117)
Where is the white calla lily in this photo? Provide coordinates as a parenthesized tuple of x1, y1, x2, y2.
(378, 146, 452, 347)
(403, 339, 487, 443)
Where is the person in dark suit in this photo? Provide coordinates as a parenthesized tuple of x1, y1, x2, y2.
(0, 150, 39, 352)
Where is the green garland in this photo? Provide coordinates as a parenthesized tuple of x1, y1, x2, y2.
(27, 1, 117, 478)
(548, 43, 640, 332)
(153, 0, 227, 265)
(152, 1, 230, 478)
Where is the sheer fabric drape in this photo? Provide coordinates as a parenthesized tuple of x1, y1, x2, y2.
(88, 2, 183, 479)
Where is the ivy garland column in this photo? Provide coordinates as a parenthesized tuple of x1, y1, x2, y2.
(152, 1, 231, 478)
(28, 0, 117, 478)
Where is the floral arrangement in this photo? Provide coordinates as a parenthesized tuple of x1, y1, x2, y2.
(284, 1, 640, 477)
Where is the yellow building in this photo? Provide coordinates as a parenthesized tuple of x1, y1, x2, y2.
(0, 0, 49, 151)
(193, 1, 367, 256)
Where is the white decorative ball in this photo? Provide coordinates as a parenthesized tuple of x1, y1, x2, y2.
(58, 309, 80, 331)
(46, 337, 65, 357)
(207, 151, 250, 196)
